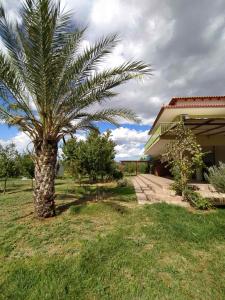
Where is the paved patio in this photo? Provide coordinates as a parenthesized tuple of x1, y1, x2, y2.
(132, 174, 225, 207)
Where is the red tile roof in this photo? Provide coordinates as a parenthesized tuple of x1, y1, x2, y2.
(169, 96, 225, 105)
(166, 104, 225, 108)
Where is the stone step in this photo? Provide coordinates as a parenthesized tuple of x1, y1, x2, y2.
(140, 174, 173, 191)
(136, 192, 148, 204)
(137, 175, 160, 194)
(132, 176, 190, 208)
(132, 178, 148, 204)
(132, 178, 142, 193)
(189, 183, 214, 193)
(144, 189, 183, 203)
(134, 176, 149, 191)
(199, 191, 225, 205)
(132, 178, 162, 204)
(144, 190, 164, 202)
(139, 174, 176, 196)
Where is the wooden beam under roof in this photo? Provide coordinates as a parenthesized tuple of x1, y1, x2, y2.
(207, 129, 225, 136)
(196, 124, 225, 135)
(186, 122, 225, 126)
(187, 119, 213, 130)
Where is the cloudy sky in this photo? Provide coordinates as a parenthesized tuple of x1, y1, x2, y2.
(1, 0, 225, 159)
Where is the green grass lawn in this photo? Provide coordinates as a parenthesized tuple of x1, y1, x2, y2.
(0, 179, 225, 300)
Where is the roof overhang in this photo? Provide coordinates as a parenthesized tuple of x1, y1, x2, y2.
(145, 116, 225, 156)
(149, 96, 225, 134)
(184, 117, 225, 136)
(149, 105, 225, 134)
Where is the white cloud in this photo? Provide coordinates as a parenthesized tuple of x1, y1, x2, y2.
(3, 1, 225, 123)
(0, 132, 31, 153)
(0, 131, 86, 155)
(75, 132, 87, 141)
(110, 127, 148, 145)
(114, 143, 144, 160)
(109, 127, 149, 160)
(2, 0, 225, 159)
(1, 0, 21, 19)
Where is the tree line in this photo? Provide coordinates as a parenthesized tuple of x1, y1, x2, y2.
(0, 143, 34, 193)
(0, 131, 124, 193)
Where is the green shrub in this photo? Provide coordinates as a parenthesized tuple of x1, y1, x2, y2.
(183, 188, 212, 210)
(112, 169, 124, 180)
(138, 162, 149, 174)
(205, 162, 225, 193)
(171, 181, 183, 196)
(117, 178, 129, 187)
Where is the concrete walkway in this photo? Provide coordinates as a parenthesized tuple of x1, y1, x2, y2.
(190, 182, 225, 205)
(132, 174, 189, 207)
(132, 174, 225, 207)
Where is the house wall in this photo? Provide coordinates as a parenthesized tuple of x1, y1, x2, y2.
(201, 145, 225, 166)
(197, 135, 225, 147)
(215, 146, 225, 164)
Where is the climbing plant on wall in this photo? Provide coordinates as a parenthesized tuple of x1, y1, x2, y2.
(162, 122, 204, 195)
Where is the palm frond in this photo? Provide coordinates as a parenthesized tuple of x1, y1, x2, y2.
(0, 51, 38, 122)
(0, 0, 151, 143)
(54, 34, 119, 101)
(62, 108, 139, 133)
(84, 108, 140, 124)
(56, 60, 152, 118)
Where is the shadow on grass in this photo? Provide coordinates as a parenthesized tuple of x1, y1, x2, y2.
(0, 187, 34, 195)
(106, 186, 134, 196)
(100, 186, 135, 203)
(56, 193, 77, 200)
(56, 184, 133, 215)
(55, 181, 68, 186)
(12, 211, 34, 221)
(103, 201, 128, 214)
(56, 193, 97, 215)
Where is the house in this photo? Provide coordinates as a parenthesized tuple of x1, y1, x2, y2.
(144, 96, 225, 179)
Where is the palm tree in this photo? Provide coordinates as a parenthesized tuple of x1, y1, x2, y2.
(0, 0, 151, 218)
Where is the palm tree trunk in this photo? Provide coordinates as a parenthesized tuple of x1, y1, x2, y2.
(33, 140, 58, 218)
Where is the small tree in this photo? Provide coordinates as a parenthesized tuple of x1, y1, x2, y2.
(62, 138, 84, 183)
(19, 153, 35, 188)
(162, 123, 204, 195)
(62, 131, 117, 183)
(0, 143, 19, 194)
(83, 131, 117, 182)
